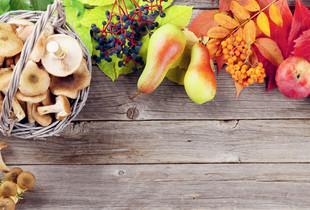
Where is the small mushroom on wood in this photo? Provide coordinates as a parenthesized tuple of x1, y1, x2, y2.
(42, 34, 83, 77)
(0, 197, 15, 210)
(0, 181, 17, 198)
(4, 167, 23, 183)
(37, 95, 72, 120)
(0, 142, 10, 172)
(32, 103, 52, 127)
(0, 30, 23, 57)
(17, 171, 36, 190)
(50, 59, 91, 99)
(19, 61, 50, 97)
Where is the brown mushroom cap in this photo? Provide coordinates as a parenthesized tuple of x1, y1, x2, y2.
(0, 197, 16, 210)
(0, 30, 23, 57)
(37, 95, 72, 120)
(0, 181, 17, 198)
(15, 90, 47, 103)
(17, 171, 36, 190)
(19, 61, 50, 97)
(50, 59, 91, 99)
(0, 68, 12, 91)
(42, 34, 83, 77)
(32, 103, 52, 127)
(4, 167, 23, 183)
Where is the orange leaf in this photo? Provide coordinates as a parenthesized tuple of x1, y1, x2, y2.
(257, 12, 270, 37)
(243, 20, 256, 44)
(269, 4, 283, 27)
(207, 26, 231, 39)
(254, 38, 284, 66)
(234, 81, 244, 99)
(250, 48, 258, 66)
(230, 1, 250, 21)
(207, 38, 222, 56)
(220, 0, 233, 12)
(214, 13, 240, 29)
(234, 27, 243, 39)
(189, 10, 219, 37)
(238, 0, 260, 12)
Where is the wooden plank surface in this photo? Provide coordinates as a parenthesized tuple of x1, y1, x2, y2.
(13, 164, 310, 209)
(76, 67, 310, 121)
(1, 120, 310, 164)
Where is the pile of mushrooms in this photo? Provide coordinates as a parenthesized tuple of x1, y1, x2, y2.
(0, 19, 91, 127)
(0, 142, 36, 210)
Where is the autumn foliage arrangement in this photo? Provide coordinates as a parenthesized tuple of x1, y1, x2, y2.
(189, 0, 310, 98)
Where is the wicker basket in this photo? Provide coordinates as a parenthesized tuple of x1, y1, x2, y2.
(0, 0, 92, 139)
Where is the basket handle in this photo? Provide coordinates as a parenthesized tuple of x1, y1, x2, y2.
(0, 0, 65, 135)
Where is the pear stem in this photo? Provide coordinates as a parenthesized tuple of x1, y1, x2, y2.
(130, 91, 141, 100)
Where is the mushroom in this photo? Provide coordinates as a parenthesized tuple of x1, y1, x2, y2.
(4, 58, 14, 68)
(29, 23, 55, 63)
(0, 57, 4, 67)
(50, 59, 91, 99)
(15, 90, 48, 123)
(0, 181, 17, 198)
(2, 89, 26, 122)
(0, 197, 15, 210)
(16, 25, 34, 42)
(37, 95, 72, 120)
(0, 22, 16, 33)
(0, 68, 12, 91)
(4, 167, 23, 183)
(42, 90, 53, 106)
(7, 19, 34, 31)
(32, 103, 52, 127)
(0, 30, 23, 57)
(42, 34, 83, 77)
(16, 171, 36, 190)
(19, 61, 50, 97)
(0, 142, 10, 172)
(13, 53, 20, 65)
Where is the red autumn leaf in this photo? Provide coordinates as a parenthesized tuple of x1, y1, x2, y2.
(257, 0, 273, 9)
(234, 81, 244, 99)
(293, 29, 310, 62)
(270, 0, 293, 58)
(189, 10, 219, 37)
(214, 56, 226, 73)
(287, 0, 310, 57)
(219, 0, 233, 12)
(253, 45, 278, 92)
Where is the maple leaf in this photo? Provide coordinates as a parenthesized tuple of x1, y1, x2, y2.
(219, 0, 232, 12)
(287, 0, 310, 58)
(270, 0, 292, 58)
(189, 10, 218, 37)
(293, 29, 310, 62)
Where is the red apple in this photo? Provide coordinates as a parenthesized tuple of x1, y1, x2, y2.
(275, 56, 310, 99)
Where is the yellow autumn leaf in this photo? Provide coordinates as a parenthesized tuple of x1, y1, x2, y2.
(243, 20, 256, 44)
(207, 38, 221, 56)
(214, 13, 240, 29)
(269, 4, 283, 27)
(234, 27, 243, 39)
(257, 12, 270, 37)
(238, 0, 260, 12)
(230, 1, 250, 21)
(207, 26, 230, 39)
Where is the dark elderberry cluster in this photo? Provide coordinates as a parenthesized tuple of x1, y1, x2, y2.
(91, 0, 167, 71)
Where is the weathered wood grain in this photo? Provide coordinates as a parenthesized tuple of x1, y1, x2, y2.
(172, 0, 310, 9)
(1, 120, 310, 164)
(76, 66, 310, 121)
(14, 164, 310, 209)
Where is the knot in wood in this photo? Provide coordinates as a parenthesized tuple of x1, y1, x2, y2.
(127, 107, 139, 120)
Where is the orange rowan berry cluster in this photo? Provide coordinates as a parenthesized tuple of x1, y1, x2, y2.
(221, 36, 266, 87)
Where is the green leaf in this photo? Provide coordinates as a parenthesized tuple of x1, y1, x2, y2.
(166, 66, 186, 85)
(80, 6, 110, 28)
(155, 5, 193, 29)
(79, 0, 114, 6)
(0, 0, 10, 15)
(74, 23, 93, 56)
(30, 0, 53, 11)
(115, 59, 134, 78)
(138, 0, 173, 10)
(10, 0, 30, 10)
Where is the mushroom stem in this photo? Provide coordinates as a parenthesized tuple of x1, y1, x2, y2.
(37, 103, 61, 115)
(46, 41, 64, 58)
(27, 102, 35, 123)
(37, 95, 71, 120)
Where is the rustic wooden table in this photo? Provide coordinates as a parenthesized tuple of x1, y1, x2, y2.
(1, 0, 310, 209)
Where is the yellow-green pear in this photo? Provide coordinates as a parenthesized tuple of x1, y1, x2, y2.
(184, 43, 217, 104)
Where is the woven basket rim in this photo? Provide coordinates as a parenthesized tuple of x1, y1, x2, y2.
(0, 1, 92, 139)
